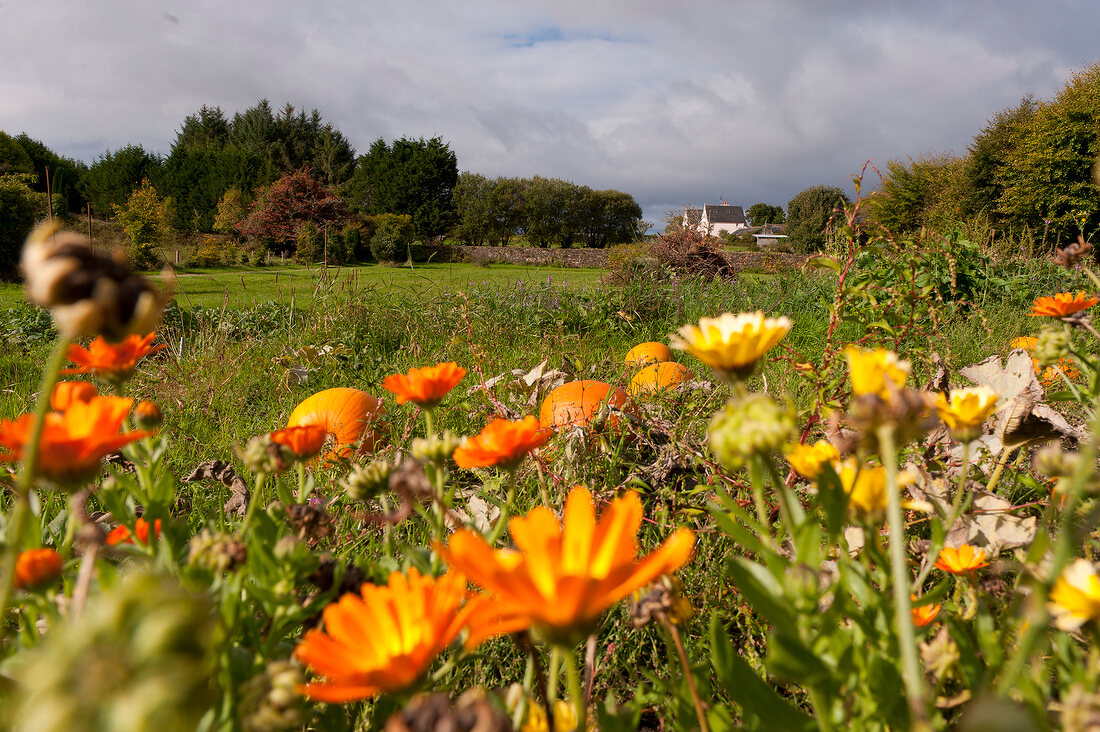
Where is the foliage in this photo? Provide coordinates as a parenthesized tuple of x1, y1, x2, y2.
(189, 235, 240, 268)
(112, 178, 172, 270)
(79, 144, 161, 218)
(227, 100, 356, 186)
(864, 154, 970, 236)
(746, 202, 785, 226)
(0, 131, 34, 176)
(347, 136, 458, 239)
(0, 174, 46, 280)
(237, 170, 348, 254)
(786, 185, 852, 253)
(13, 134, 86, 215)
(369, 213, 414, 264)
(295, 222, 322, 263)
(212, 187, 247, 235)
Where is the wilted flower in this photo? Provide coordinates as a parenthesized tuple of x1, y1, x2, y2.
(437, 486, 695, 645)
(1051, 236, 1093, 269)
(49, 381, 98, 411)
(20, 220, 172, 340)
(269, 425, 327, 461)
(382, 362, 466, 409)
(62, 333, 166, 384)
(0, 396, 152, 487)
(188, 529, 247, 574)
(106, 517, 161, 547)
(785, 440, 841, 481)
(935, 386, 998, 442)
(453, 416, 552, 470)
(708, 393, 796, 470)
(294, 568, 477, 702)
(14, 548, 63, 590)
(670, 311, 791, 379)
(846, 346, 910, 401)
(1048, 558, 1100, 631)
(933, 544, 990, 574)
(1029, 291, 1099, 318)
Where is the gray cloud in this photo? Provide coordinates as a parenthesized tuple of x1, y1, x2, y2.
(1, 0, 1094, 227)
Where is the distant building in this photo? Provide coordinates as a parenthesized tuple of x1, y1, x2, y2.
(683, 201, 748, 235)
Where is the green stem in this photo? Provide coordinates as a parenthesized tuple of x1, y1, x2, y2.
(915, 440, 972, 589)
(380, 495, 394, 559)
(877, 425, 929, 728)
(763, 455, 803, 539)
(486, 472, 516, 545)
(807, 687, 835, 732)
(548, 645, 562, 711)
(563, 646, 586, 732)
(0, 335, 71, 628)
(748, 457, 772, 536)
(243, 473, 268, 531)
(296, 461, 308, 503)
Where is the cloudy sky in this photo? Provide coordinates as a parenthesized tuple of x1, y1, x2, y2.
(2, 1, 1097, 228)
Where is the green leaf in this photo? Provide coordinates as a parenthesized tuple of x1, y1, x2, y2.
(726, 558, 796, 632)
(709, 615, 815, 731)
(766, 630, 832, 687)
(806, 255, 841, 272)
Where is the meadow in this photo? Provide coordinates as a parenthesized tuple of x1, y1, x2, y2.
(1, 225, 1097, 731)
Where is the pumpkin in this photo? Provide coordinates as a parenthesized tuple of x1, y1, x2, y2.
(1009, 337, 1081, 386)
(539, 380, 631, 430)
(287, 387, 384, 460)
(628, 362, 692, 396)
(624, 342, 672, 366)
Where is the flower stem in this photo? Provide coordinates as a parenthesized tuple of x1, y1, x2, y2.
(296, 461, 308, 503)
(660, 615, 709, 732)
(876, 424, 929, 728)
(486, 471, 516, 545)
(547, 644, 562, 710)
(563, 646, 586, 732)
(243, 473, 268, 531)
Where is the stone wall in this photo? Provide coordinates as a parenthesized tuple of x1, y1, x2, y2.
(413, 244, 810, 272)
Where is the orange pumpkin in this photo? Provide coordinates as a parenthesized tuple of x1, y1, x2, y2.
(625, 342, 672, 366)
(539, 380, 631, 430)
(1009, 336, 1081, 386)
(628, 362, 692, 396)
(287, 388, 384, 460)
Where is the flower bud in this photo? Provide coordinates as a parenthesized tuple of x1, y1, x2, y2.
(1034, 325, 1071, 369)
(187, 529, 247, 574)
(239, 435, 289, 475)
(133, 400, 163, 429)
(239, 660, 305, 732)
(708, 393, 795, 470)
(411, 430, 461, 464)
(341, 460, 393, 502)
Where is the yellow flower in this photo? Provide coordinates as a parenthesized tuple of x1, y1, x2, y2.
(935, 386, 998, 441)
(933, 544, 990, 574)
(521, 699, 580, 732)
(833, 458, 913, 524)
(785, 440, 840, 481)
(845, 346, 910, 400)
(1049, 559, 1100, 631)
(670, 311, 791, 379)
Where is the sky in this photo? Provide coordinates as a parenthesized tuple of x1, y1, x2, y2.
(2, 1, 1098, 230)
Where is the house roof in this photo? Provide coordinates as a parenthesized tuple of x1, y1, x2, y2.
(704, 204, 746, 224)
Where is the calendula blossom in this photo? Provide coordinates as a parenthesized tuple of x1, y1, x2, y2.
(382, 362, 466, 409)
(832, 459, 913, 524)
(0, 396, 152, 487)
(933, 544, 990, 574)
(453, 416, 552, 470)
(1049, 559, 1100, 631)
(294, 569, 479, 702)
(670, 311, 791, 379)
(911, 594, 942, 628)
(785, 440, 841, 481)
(269, 425, 328, 460)
(846, 346, 910, 401)
(935, 386, 998, 441)
(438, 486, 695, 645)
(49, 381, 98, 411)
(1029, 291, 1099, 318)
(62, 333, 166, 383)
(106, 518, 162, 546)
(14, 548, 63, 590)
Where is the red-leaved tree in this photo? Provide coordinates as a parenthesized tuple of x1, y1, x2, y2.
(237, 169, 348, 252)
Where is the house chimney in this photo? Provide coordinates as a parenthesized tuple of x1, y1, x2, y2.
(720, 200, 729, 206)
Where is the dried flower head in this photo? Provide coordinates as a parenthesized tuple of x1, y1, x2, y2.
(1051, 236, 1093, 269)
(341, 459, 394, 502)
(1029, 291, 1099, 318)
(670, 311, 791, 380)
(382, 362, 466, 409)
(933, 544, 990, 574)
(411, 429, 462, 465)
(239, 660, 305, 732)
(453, 416, 553, 470)
(1049, 558, 1100, 631)
(188, 529, 247, 574)
(133, 399, 163, 429)
(21, 220, 173, 340)
(14, 547, 63, 590)
(785, 440, 841, 481)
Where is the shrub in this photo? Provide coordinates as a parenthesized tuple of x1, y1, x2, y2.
(369, 213, 414, 264)
(786, 185, 851, 253)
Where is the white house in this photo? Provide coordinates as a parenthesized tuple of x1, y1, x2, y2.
(683, 201, 748, 235)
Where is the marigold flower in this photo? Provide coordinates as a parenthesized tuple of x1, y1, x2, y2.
(933, 544, 990, 574)
(14, 547, 63, 590)
(133, 399, 163, 429)
(62, 333, 166, 383)
(437, 486, 695, 645)
(910, 594, 941, 627)
(670, 311, 791, 379)
(269, 424, 328, 460)
(935, 386, 998, 441)
(383, 362, 466, 409)
(1049, 558, 1100, 631)
(785, 440, 840, 481)
(293, 568, 477, 703)
(1010, 336, 1082, 386)
(49, 381, 98, 411)
(453, 416, 553, 470)
(106, 517, 162, 546)
(1029, 291, 1099, 318)
(846, 346, 910, 401)
(0, 396, 152, 486)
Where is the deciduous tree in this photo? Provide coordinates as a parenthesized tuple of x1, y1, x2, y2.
(786, 185, 851, 253)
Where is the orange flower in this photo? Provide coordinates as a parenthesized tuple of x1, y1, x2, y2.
(49, 381, 98, 410)
(933, 544, 990, 574)
(453, 416, 553, 470)
(382, 362, 466, 409)
(910, 594, 941, 627)
(106, 517, 162, 546)
(133, 399, 163, 428)
(294, 568, 478, 703)
(1029, 291, 1099, 317)
(270, 424, 328, 460)
(437, 486, 695, 646)
(62, 333, 166, 382)
(0, 396, 152, 486)
(14, 548, 63, 590)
